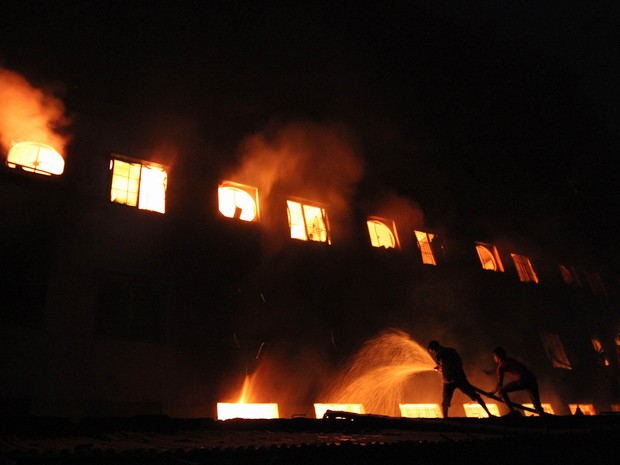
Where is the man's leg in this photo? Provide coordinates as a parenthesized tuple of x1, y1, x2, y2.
(498, 381, 522, 413)
(526, 381, 544, 414)
(442, 383, 456, 418)
(461, 381, 494, 417)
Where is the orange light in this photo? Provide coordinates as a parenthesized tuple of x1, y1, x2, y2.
(414, 230, 437, 265)
(314, 403, 364, 419)
(399, 403, 441, 418)
(367, 218, 398, 249)
(287, 200, 330, 243)
(569, 404, 596, 415)
(463, 403, 500, 418)
(217, 403, 279, 420)
(218, 182, 259, 221)
(110, 158, 167, 214)
(475, 242, 504, 272)
(6, 141, 64, 175)
(522, 403, 555, 416)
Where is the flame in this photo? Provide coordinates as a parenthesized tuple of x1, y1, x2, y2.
(216, 373, 279, 420)
(0, 68, 70, 164)
(218, 182, 259, 221)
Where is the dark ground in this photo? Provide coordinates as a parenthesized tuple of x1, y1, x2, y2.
(1, 412, 619, 464)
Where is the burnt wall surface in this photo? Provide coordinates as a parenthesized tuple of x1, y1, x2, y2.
(1, 153, 619, 419)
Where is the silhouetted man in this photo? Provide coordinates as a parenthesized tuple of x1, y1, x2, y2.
(492, 346, 544, 416)
(427, 340, 494, 418)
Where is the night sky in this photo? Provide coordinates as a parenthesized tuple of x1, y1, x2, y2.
(2, 1, 619, 266)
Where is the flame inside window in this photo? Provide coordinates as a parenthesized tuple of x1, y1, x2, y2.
(463, 403, 500, 418)
(367, 218, 399, 249)
(6, 141, 65, 175)
(569, 404, 596, 416)
(110, 158, 167, 214)
(314, 403, 364, 419)
(217, 403, 279, 420)
(414, 230, 437, 265)
(399, 403, 441, 418)
(218, 182, 259, 221)
(522, 403, 555, 416)
(511, 253, 539, 283)
(475, 242, 504, 272)
(591, 338, 610, 366)
(287, 200, 331, 244)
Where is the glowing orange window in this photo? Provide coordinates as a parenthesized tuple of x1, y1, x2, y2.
(591, 338, 610, 366)
(218, 181, 259, 222)
(399, 403, 441, 418)
(314, 403, 364, 419)
(6, 141, 65, 175)
(287, 200, 331, 244)
(511, 253, 539, 283)
(522, 403, 555, 416)
(217, 403, 279, 420)
(569, 404, 596, 415)
(110, 157, 167, 214)
(414, 230, 437, 265)
(463, 403, 500, 418)
(367, 217, 400, 249)
(475, 242, 504, 272)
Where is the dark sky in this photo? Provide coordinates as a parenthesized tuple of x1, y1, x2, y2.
(2, 0, 619, 265)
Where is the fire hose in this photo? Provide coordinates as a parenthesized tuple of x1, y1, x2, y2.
(472, 386, 543, 415)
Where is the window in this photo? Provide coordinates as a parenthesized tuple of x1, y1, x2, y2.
(522, 404, 555, 416)
(95, 275, 166, 343)
(314, 404, 364, 419)
(540, 333, 572, 369)
(414, 230, 437, 265)
(569, 404, 596, 415)
(511, 253, 539, 283)
(217, 403, 279, 420)
(6, 141, 65, 175)
(367, 217, 400, 249)
(286, 200, 331, 244)
(475, 242, 504, 272)
(110, 156, 167, 214)
(591, 338, 610, 366)
(399, 403, 441, 418)
(584, 271, 607, 297)
(218, 181, 259, 222)
(559, 265, 581, 286)
(463, 403, 500, 418)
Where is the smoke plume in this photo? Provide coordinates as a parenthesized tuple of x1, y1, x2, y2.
(226, 121, 365, 236)
(0, 68, 71, 155)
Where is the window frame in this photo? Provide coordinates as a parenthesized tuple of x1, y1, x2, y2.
(109, 154, 168, 214)
(366, 216, 400, 249)
(286, 198, 331, 244)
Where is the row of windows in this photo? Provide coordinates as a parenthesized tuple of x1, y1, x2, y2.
(112, 156, 610, 294)
(4, 148, 610, 296)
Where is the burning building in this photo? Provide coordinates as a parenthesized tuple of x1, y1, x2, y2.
(1, 70, 619, 420)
